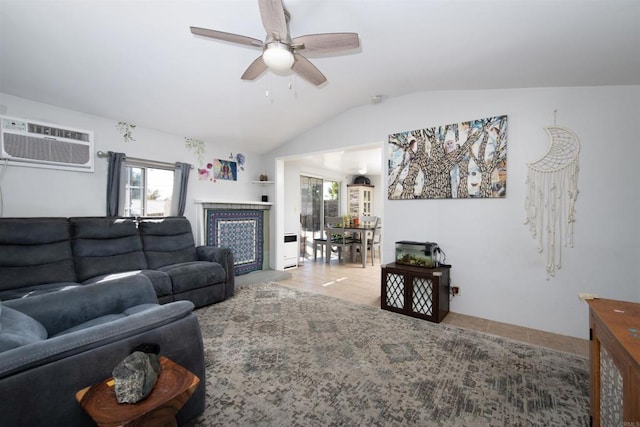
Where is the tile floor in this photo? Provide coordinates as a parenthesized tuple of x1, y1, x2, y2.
(278, 254, 589, 357)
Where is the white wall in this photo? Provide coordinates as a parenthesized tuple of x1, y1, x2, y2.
(0, 93, 263, 239)
(264, 85, 640, 339)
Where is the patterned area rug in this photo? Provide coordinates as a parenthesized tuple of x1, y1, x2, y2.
(234, 269, 293, 288)
(187, 283, 589, 426)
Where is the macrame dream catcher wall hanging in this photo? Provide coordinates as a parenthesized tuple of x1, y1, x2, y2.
(525, 114, 580, 279)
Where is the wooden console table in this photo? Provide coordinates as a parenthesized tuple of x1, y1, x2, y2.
(76, 356, 199, 427)
(587, 298, 640, 426)
(381, 263, 450, 323)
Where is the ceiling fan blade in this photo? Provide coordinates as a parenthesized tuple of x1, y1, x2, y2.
(292, 33, 360, 54)
(258, 0, 289, 41)
(292, 53, 327, 86)
(241, 56, 268, 80)
(190, 27, 263, 48)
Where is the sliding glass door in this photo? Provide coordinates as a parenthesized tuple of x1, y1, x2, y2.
(300, 176, 340, 261)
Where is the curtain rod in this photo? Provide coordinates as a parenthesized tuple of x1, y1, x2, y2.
(96, 151, 193, 169)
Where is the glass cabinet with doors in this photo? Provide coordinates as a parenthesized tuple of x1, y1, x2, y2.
(347, 184, 374, 217)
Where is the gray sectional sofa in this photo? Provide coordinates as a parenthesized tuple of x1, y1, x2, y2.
(0, 215, 236, 426)
(0, 275, 205, 426)
(0, 216, 235, 307)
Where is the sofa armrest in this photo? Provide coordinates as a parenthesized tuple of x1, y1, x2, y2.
(196, 245, 235, 298)
(0, 300, 195, 379)
(197, 246, 233, 278)
(4, 275, 158, 336)
(196, 245, 229, 263)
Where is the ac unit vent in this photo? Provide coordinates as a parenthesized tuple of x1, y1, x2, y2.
(0, 116, 94, 172)
(3, 134, 91, 165)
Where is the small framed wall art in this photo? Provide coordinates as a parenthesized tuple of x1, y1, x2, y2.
(213, 159, 237, 181)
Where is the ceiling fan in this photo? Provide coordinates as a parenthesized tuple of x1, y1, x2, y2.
(190, 0, 359, 86)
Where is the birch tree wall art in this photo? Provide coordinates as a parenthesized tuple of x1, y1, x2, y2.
(388, 115, 508, 200)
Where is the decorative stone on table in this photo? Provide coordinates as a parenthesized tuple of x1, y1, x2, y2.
(112, 351, 160, 404)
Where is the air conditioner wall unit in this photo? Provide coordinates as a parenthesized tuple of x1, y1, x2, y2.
(0, 115, 94, 172)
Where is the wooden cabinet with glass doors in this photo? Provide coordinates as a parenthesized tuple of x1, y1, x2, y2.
(347, 184, 374, 217)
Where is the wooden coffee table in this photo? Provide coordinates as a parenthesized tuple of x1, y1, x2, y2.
(76, 356, 200, 427)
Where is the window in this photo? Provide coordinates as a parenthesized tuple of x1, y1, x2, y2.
(300, 176, 323, 245)
(323, 180, 340, 218)
(123, 161, 174, 217)
(299, 175, 341, 260)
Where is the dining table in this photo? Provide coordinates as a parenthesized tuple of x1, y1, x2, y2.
(325, 223, 377, 267)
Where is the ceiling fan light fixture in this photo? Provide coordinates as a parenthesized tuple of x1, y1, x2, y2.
(263, 42, 294, 74)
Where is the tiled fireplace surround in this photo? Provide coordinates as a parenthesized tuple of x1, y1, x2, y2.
(196, 202, 271, 275)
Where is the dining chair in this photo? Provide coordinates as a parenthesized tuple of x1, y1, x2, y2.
(325, 216, 351, 263)
(313, 235, 328, 260)
(368, 223, 382, 264)
(359, 215, 378, 232)
(351, 216, 379, 266)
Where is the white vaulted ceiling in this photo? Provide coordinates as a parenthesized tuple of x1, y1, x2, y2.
(1, 0, 638, 157)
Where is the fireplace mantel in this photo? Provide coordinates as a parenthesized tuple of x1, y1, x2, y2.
(194, 200, 272, 210)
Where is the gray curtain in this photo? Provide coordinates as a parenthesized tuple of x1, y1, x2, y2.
(106, 152, 125, 216)
(172, 162, 191, 216)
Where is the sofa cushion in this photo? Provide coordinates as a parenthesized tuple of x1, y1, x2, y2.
(0, 218, 77, 293)
(159, 261, 227, 294)
(4, 275, 158, 337)
(139, 270, 173, 298)
(139, 217, 198, 269)
(50, 303, 162, 337)
(0, 301, 48, 352)
(70, 217, 148, 282)
(82, 270, 173, 299)
(52, 314, 125, 337)
(0, 282, 81, 301)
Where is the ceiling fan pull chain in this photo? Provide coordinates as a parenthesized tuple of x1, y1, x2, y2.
(266, 74, 271, 98)
(292, 75, 298, 98)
